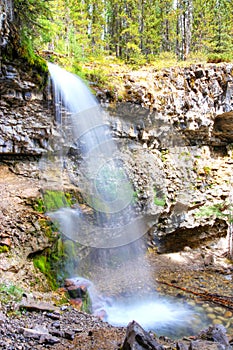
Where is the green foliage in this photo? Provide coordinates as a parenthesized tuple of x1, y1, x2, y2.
(207, 53, 233, 63)
(195, 202, 229, 219)
(18, 32, 48, 71)
(0, 283, 24, 305)
(86, 68, 109, 87)
(33, 198, 45, 213)
(9, 0, 233, 73)
(11, 0, 49, 72)
(132, 191, 139, 204)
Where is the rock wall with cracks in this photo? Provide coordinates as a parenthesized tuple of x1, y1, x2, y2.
(0, 1, 62, 290)
(103, 63, 233, 252)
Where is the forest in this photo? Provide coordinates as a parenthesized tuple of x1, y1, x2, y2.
(13, 0, 233, 66)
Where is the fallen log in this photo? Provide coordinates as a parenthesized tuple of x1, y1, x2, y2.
(156, 279, 233, 310)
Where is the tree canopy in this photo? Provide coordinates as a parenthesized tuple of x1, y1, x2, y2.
(8, 0, 233, 64)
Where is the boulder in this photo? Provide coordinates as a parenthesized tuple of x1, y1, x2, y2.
(122, 320, 165, 350)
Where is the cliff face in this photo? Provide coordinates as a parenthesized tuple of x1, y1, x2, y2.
(0, 0, 56, 155)
(0, 3, 58, 290)
(104, 65, 233, 252)
(0, 62, 55, 155)
(106, 63, 233, 145)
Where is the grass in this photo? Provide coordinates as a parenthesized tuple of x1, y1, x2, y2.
(0, 283, 24, 305)
(47, 50, 233, 97)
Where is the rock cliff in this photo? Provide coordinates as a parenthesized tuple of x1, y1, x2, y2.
(104, 64, 233, 252)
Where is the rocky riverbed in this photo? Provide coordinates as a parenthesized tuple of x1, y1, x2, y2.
(0, 248, 233, 350)
(0, 161, 233, 349)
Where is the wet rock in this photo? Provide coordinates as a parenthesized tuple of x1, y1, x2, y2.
(46, 312, 61, 320)
(176, 342, 189, 350)
(64, 330, 75, 340)
(122, 320, 165, 350)
(154, 219, 227, 253)
(65, 278, 88, 298)
(198, 324, 230, 349)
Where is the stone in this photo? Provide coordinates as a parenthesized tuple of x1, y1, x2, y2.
(21, 325, 49, 339)
(0, 312, 6, 325)
(213, 111, 233, 141)
(189, 340, 221, 350)
(204, 254, 214, 266)
(122, 320, 165, 350)
(224, 311, 233, 318)
(19, 300, 58, 312)
(46, 312, 60, 320)
(198, 324, 230, 348)
(64, 330, 75, 340)
(176, 342, 189, 350)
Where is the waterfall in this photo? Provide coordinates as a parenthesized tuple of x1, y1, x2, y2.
(47, 62, 148, 249)
(46, 63, 200, 335)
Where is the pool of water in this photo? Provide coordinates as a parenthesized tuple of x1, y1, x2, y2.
(103, 294, 209, 338)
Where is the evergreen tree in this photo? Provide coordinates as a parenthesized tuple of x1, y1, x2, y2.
(11, 0, 233, 63)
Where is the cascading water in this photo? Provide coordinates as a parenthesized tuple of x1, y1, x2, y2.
(47, 63, 149, 248)
(45, 63, 203, 336)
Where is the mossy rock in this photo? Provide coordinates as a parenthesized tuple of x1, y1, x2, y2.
(33, 252, 58, 290)
(42, 190, 71, 212)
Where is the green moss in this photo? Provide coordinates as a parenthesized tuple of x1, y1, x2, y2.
(34, 255, 47, 274)
(43, 190, 70, 212)
(81, 291, 91, 313)
(34, 191, 76, 214)
(33, 252, 58, 290)
(63, 240, 76, 258)
(153, 188, 166, 207)
(37, 218, 59, 241)
(203, 166, 212, 175)
(33, 198, 45, 213)
(0, 245, 9, 254)
(160, 149, 169, 162)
